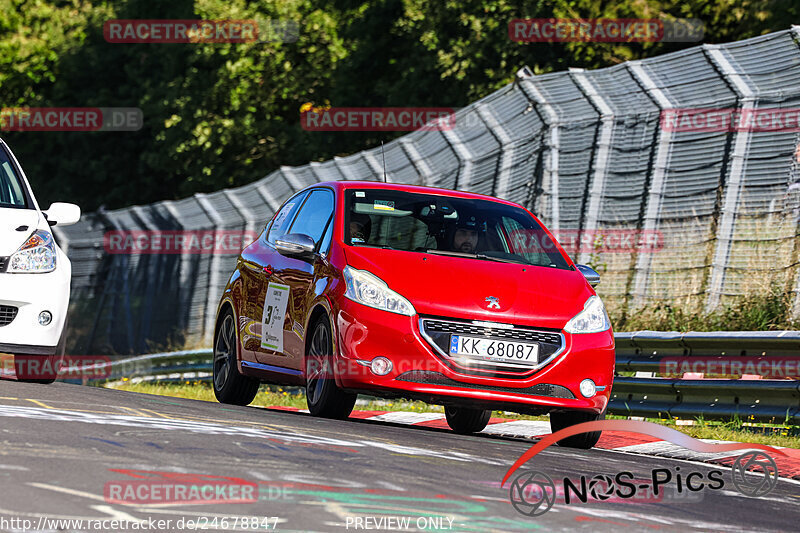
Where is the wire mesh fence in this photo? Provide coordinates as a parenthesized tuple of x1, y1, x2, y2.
(56, 27, 800, 354)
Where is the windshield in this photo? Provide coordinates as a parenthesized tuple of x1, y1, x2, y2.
(344, 188, 571, 269)
(0, 146, 28, 208)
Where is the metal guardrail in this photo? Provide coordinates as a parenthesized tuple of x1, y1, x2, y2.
(85, 349, 213, 383)
(611, 331, 800, 424)
(89, 332, 800, 424)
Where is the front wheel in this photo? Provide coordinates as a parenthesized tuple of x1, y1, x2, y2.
(444, 406, 491, 434)
(213, 309, 259, 405)
(305, 318, 356, 419)
(549, 410, 605, 449)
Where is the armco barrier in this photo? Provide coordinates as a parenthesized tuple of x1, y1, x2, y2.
(611, 331, 800, 423)
(88, 332, 800, 424)
(83, 349, 213, 383)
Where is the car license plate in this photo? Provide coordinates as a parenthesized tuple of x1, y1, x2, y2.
(448, 335, 539, 364)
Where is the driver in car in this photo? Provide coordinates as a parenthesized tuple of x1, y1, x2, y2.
(349, 212, 372, 244)
(450, 215, 481, 253)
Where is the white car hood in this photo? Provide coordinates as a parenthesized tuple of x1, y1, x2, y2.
(0, 207, 44, 256)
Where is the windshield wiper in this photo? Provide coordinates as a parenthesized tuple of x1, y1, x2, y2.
(424, 249, 530, 265)
(351, 242, 395, 250)
(424, 249, 472, 257)
(475, 253, 530, 265)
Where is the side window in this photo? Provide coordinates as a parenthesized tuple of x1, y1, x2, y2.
(288, 189, 335, 245)
(267, 191, 308, 244)
(0, 149, 27, 208)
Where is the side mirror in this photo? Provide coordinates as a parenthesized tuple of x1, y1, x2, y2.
(576, 264, 600, 287)
(43, 202, 81, 227)
(275, 233, 316, 259)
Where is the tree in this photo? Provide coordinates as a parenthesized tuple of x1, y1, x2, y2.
(1, 0, 796, 210)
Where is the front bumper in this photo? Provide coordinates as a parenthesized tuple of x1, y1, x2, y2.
(333, 299, 614, 414)
(0, 265, 70, 352)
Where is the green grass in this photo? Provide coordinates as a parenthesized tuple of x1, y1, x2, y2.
(612, 281, 798, 332)
(106, 381, 800, 449)
(603, 414, 800, 449)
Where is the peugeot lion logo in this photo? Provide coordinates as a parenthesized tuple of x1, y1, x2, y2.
(485, 296, 501, 310)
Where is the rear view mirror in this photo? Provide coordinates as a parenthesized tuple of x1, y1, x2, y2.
(43, 202, 81, 226)
(576, 264, 600, 287)
(275, 233, 316, 259)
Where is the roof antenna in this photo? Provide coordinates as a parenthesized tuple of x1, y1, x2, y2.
(381, 141, 388, 183)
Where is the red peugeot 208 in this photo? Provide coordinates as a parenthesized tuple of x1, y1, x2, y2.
(213, 181, 614, 448)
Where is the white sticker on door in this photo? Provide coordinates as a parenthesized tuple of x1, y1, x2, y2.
(261, 282, 290, 352)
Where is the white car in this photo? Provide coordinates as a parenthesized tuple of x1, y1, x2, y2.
(0, 137, 80, 383)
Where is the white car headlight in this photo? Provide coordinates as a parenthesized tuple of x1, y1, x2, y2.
(564, 295, 610, 334)
(8, 230, 57, 273)
(343, 266, 416, 316)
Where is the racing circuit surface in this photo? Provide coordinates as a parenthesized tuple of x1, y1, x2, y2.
(0, 381, 799, 532)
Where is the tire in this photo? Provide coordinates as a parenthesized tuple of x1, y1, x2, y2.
(17, 321, 67, 384)
(305, 317, 356, 419)
(444, 406, 491, 434)
(549, 410, 605, 449)
(213, 308, 259, 405)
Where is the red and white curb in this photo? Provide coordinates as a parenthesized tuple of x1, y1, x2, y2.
(266, 406, 800, 481)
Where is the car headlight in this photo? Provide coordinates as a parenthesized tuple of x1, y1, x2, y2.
(564, 295, 610, 334)
(343, 266, 416, 316)
(8, 230, 57, 273)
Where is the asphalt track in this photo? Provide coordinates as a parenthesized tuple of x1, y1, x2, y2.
(0, 380, 798, 532)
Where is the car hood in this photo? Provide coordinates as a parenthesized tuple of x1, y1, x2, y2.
(343, 247, 593, 329)
(0, 208, 44, 256)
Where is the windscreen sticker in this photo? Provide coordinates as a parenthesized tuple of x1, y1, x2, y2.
(374, 200, 395, 211)
(261, 282, 290, 352)
(355, 191, 366, 198)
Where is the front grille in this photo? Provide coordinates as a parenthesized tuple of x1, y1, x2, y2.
(0, 256, 7, 273)
(0, 305, 18, 326)
(423, 319, 562, 344)
(396, 370, 574, 399)
(420, 316, 564, 378)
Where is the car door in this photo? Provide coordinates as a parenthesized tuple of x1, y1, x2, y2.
(239, 191, 307, 365)
(257, 188, 335, 370)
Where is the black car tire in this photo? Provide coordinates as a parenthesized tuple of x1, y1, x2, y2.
(444, 406, 492, 434)
(550, 409, 605, 449)
(305, 317, 356, 419)
(213, 308, 260, 405)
